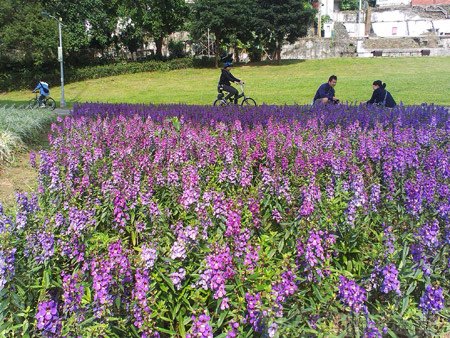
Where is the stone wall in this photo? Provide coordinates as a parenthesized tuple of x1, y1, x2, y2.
(281, 37, 358, 59)
(281, 36, 450, 59)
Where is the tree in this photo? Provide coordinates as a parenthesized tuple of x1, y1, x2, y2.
(44, 0, 125, 59)
(254, 0, 315, 61)
(0, 0, 57, 69)
(131, 0, 189, 58)
(189, 0, 255, 66)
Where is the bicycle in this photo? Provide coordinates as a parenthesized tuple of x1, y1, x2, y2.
(27, 93, 56, 110)
(213, 83, 257, 107)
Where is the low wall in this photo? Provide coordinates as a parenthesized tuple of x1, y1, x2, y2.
(281, 36, 450, 59)
(281, 38, 357, 59)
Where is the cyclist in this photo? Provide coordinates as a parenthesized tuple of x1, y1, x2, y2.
(367, 80, 396, 108)
(313, 75, 339, 105)
(33, 80, 50, 107)
(218, 61, 244, 105)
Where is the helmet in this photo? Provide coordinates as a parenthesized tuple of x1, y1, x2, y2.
(224, 61, 233, 68)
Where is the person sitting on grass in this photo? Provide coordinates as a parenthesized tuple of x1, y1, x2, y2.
(32, 80, 50, 108)
(367, 80, 396, 108)
(218, 61, 244, 105)
(313, 75, 339, 105)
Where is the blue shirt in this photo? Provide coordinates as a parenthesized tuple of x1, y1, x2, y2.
(314, 82, 335, 102)
(34, 82, 50, 96)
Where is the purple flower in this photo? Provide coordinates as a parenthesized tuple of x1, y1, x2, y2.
(364, 318, 382, 338)
(380, 263, 401, 295)
(272, 270, 298, 317)
(170, 268, 186, 290)
(419, 285, 444, 315)
(25, 231, 54, 264)
(61, 271, 84, 314)
(0, 248, 16, 291)
(0, 203, 13, 234)
(226, 320, 240, 338)
(132, 268, 158, 336)
(197, 245, 235, 300)
(35, 300, 61, 337)
(297, 229, 336, 281)
(245, 292, 263, 332)
(90, 258, 113, 318)
(338, 276, 367, 313)
(382, 223, 395, 255)
(411, 220, 441, 275)
(268, 322, 278, 337)
(186, 313, 213, 338)
(141, 244, 158, 270)
(271, 209, 282, 223)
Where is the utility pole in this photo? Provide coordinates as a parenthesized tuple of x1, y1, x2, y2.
(318, 1, 322, 37)
(42, 12, 66, 108)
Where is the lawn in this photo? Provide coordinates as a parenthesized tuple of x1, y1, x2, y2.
(1, 57, 449, 106)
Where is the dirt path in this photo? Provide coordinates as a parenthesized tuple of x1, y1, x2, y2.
(0, 122, 54, 210)
(0, 151, 38, 210)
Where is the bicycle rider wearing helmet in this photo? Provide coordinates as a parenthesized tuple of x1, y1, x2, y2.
(218, 61, 244, 104)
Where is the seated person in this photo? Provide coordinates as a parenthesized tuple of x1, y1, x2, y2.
(313, 75, 339, 105)
(367, 80, 396, 108)
(218, 61, 244, 104)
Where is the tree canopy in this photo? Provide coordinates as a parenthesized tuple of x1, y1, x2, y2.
(0, 0, 315, 73)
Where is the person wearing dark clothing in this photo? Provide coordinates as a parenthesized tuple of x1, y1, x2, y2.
(218, 61, 243, 104)
(367, 80, 396, 108)
(313, 75, 339, 105)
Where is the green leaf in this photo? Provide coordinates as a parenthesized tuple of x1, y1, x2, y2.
(406, 281, 416, 295)
(277, 238, 285, 253)
(155, 326, 177, 335)
(401, 296, 409, 316)
(217, 310, 228, 328)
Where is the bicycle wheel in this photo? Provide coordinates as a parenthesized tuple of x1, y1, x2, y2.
(241, 98, 257, 106)
(27, 98, 38, 109)
(213, 99, 228, 107)
(45, 97, 56, 110)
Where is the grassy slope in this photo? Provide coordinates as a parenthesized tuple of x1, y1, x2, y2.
(1, 57, 450, 105)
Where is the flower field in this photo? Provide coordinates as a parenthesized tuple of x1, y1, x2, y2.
(0, 103, 449, 337)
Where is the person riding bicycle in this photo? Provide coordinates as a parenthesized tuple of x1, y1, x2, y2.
(218, 61, 244, 105)
(33, 80, 50, 107)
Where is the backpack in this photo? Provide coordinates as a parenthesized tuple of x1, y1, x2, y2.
(40, 82, 49, 94)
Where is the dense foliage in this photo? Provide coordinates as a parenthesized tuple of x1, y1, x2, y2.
(0, 103, 449, 337)
(0, 58, 208, 92)
(0, 0, 315, 90)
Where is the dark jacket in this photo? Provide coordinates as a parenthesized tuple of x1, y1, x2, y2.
(313, 82, 335, 102)
(367, 87, 396, 108)
(219, 69, 240, 86)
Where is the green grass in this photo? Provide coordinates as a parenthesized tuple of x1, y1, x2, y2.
(1, 57, 450, 105)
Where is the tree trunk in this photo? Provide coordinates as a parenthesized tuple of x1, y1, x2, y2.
(275, 41, 282, 62)
(234, 43, 240, 63)
(214, 35, 221, 68)
(155, 36, 164, 59)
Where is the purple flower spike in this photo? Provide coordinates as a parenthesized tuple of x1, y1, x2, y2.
(419, 285, 444, 315)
